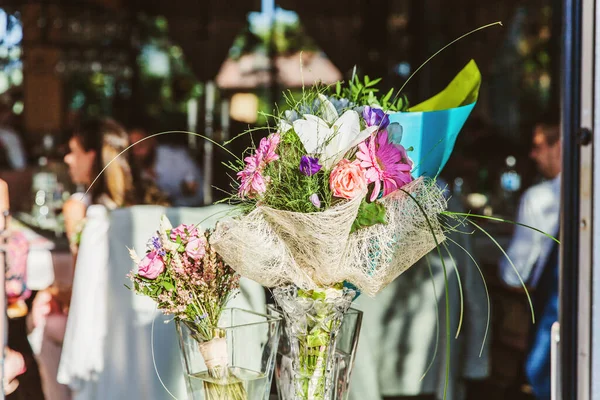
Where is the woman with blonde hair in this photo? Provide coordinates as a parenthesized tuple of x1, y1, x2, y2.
(62, 118, 137, 251)
(29, 118, 166, 400)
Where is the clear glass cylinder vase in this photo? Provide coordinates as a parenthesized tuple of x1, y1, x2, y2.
(176, 308, 282, 400)
(270, 286, 360, 400)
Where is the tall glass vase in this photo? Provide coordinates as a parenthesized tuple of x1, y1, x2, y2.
(271, 286, 357, 400)
(176, 308, 281, 400)
(329, 308, 362, 399)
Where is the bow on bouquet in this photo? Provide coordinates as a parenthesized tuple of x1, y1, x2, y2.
(128, 217, 246, 400)
(211, 60, 481, 399)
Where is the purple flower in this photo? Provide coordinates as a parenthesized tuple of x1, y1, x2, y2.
(363, 106, 390, 130)
(299, 156, 322, 176)
(194, 313, 209, 324)
(151, 236, 161, 251)
(310, 193, 321, 208)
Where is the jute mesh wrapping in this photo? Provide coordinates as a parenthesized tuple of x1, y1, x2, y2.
(211, 178, 447, 296)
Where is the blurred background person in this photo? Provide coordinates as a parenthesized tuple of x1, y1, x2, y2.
(500, 117, 561, 400)
(128, 124, 203, 207)
(0, 177, 46, 400)
(500, 118, 561, 286)
(4, 346, 27, 396)
(0, 96, 26, 171)
(62, 119, 140, 253)
(28, 117, 150, 400)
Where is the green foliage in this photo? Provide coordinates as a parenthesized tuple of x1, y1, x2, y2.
(331, 73, 410, 112)
(350, 200, 387, 233)
(223, 73, 413, 215)
(261, 129, 333, 213)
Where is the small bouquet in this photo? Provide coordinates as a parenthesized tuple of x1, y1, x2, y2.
(128, 216, 244, 400)
(211, 61, 481, 399)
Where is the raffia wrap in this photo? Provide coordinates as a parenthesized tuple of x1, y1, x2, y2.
(211, 178, 447, 296)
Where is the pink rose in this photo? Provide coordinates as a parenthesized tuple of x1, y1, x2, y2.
(170, 224, 199, 242)
(185, 236, 207, 260)
(138, 251, 165, 280)
(329, 159, 367, 199)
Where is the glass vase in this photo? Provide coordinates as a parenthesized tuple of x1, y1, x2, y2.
(176, 308, 282, 400)
(270, 286, 358, 400)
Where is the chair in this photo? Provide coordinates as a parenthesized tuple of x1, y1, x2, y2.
(58, 204, 265, 400)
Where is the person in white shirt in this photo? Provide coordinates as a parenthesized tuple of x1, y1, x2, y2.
(500, 121, 561, 400)
(128, 126, 204, 207)
(500, 122, 561, 287)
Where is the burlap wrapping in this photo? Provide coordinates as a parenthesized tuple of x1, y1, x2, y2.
(211, 178, 446, 296)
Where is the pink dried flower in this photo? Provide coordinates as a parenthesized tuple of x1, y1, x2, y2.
(170, 224, 199, 243)
(128, 226, 240, 340)
(137, 251, 165, 280)
(185, 236, 207, 259)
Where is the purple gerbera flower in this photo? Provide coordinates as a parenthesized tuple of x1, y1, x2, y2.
(299, 155, 322, 176)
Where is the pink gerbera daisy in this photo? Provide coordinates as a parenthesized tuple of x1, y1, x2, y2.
(356, 130, 413, 202)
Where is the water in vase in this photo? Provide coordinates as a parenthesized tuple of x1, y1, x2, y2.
(188, 367, 269, 400)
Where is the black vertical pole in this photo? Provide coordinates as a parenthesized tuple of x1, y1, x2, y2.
(560, 0, 581, 397)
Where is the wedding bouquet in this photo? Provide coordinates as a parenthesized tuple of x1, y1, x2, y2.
(211, 60, 480, 399)
(128, 216, 245, 400)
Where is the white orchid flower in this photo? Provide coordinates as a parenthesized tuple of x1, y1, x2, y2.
(278, 119, 293, 133)
(315, 93, 338, 124)
(293, 95, 377, 169)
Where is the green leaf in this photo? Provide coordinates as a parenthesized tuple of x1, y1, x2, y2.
(382, 88, 393, 104)
(367, 77, 382, 87)
(163, 281, 175, 291)
(351, 201, 387, 233)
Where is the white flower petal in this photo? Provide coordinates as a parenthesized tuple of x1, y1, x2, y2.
(159, 215, 173, 231)
(278, 119, 293, 133)
(316, 93, 339, 124)
(321, 110, 364, 168)
(351, 125, 378, 150)
(293, 115, 332, 154)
